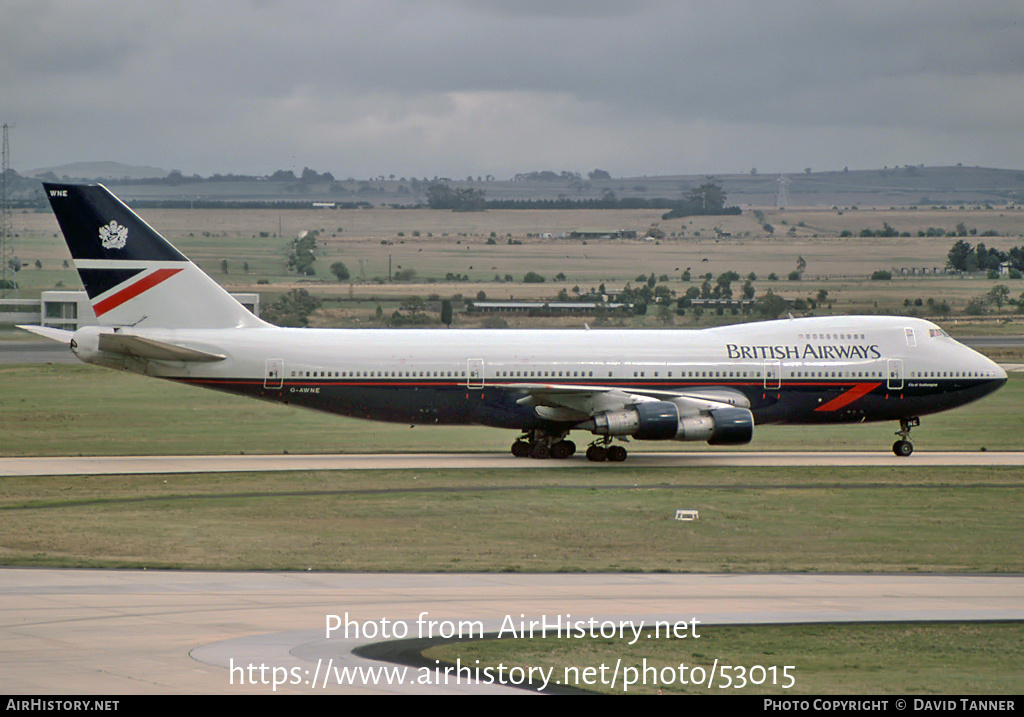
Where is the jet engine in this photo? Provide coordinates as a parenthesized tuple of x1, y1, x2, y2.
(581, 401, 753, 445)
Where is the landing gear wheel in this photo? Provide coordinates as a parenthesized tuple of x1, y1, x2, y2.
(893, 417, 919, 457)
(606, 445, 628, 462)
(511, 440, 530, 458)
(586, 445, 607, 462)
(529, 443, 550, 460)
(550, 440, 575, 460)
(893, 440, 913, 457)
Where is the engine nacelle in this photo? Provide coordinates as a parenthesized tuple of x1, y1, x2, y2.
(583, 401, 753, 445)
(70, 325, 103, 363)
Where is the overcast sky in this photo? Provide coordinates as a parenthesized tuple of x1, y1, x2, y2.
(4, 0, 1023, 179)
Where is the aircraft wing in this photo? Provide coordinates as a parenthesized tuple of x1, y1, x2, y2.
(510, 383, 750, 422)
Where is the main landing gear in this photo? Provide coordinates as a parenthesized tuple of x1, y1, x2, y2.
(510, 433, 629, 461)
(585, 438, 627, 463)
(510, 431, 631, 462)
(893, 416, 920, 457)
(510, 430, 576, 460)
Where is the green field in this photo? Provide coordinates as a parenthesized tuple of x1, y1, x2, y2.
(1, 362, 1021, 573)
(1, 465, 1021, 572)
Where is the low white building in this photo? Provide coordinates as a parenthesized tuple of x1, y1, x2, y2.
(4, 291, 260, 331)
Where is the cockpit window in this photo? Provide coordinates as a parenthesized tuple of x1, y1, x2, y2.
(928, 328, 950, 338)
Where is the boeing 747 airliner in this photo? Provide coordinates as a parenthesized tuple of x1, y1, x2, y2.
(22, 184, 1007, 461)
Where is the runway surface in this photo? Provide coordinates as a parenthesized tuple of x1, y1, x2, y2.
(1, 450, 1022, 476)
(3, 569, 1023, 694)
(0, 340, 78, 364)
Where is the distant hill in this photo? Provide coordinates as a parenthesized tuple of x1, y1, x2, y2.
(12, 164, 1024, 208)
(605, 166, 1024, 208)
(24, 161, 170, 181)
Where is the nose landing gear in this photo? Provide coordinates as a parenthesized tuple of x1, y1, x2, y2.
(893, 417, 920, 456)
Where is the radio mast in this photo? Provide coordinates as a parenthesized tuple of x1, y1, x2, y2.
(0, 123, 13, 298)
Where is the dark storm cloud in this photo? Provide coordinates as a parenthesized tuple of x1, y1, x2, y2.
(4, 0, 1023, 177)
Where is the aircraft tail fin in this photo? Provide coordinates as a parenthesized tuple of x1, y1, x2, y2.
(43, 183, 267, 329)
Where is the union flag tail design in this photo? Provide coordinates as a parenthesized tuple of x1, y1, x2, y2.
(44, 183, 266, 329)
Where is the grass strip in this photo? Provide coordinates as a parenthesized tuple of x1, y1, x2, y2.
(1, 467, 1021, 572)
(422, 621, 1024, 694)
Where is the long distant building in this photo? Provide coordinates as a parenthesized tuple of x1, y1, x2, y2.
(467, 301, 631, 315)
(567, 229, 638, 240)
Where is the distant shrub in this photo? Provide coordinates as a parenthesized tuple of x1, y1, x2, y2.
(330, 262, 350, 281)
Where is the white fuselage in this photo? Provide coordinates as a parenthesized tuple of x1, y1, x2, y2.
(70, 315, 1007, 430)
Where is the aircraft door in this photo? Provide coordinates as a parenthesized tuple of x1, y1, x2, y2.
(467, 358, 484, 389)
(264, 358, 284, 389)
(887, 359, 904, 390)
(763, 359, 781, 390)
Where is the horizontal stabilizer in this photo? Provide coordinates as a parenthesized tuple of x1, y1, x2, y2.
(97, 333, 225, 362)
(16, 325, 74, 345)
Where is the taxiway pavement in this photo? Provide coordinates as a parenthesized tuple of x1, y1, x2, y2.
(1, 450, 1022, 477)
(3, 569, 1023, 694)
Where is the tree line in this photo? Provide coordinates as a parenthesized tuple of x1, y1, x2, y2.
(947, 240, 1024, 273)
(424, 179, 741, 216)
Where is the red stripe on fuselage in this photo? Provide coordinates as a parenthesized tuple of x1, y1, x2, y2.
(93, 268, 183, 317)
(814, 382, 881, 412)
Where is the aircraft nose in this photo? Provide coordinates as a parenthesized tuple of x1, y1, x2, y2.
(983, 354, 1008, 386)
(993, 361, 1008, 381)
